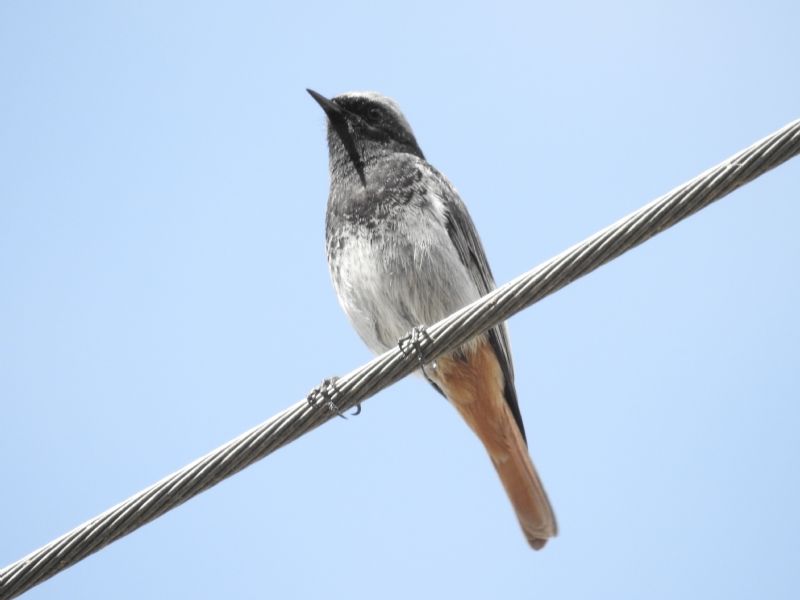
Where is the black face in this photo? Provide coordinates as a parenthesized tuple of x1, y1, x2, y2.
(331, 95, 424, 158)
(307, 90, 425, 187)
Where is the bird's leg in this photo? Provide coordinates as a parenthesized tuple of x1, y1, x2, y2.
(306, 376, 361, 419)
(398, 325, 437, 382)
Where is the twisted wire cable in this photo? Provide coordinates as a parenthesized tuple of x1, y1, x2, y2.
(2, 118, 798, 600)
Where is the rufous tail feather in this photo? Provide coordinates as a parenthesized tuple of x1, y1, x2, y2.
(431, 341, 557, 549)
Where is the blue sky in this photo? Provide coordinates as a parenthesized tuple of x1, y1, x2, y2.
(2, 1, 799, 598)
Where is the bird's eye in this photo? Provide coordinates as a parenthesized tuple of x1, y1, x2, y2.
(366, 107, 382, 123)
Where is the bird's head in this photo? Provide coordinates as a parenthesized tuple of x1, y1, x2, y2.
(308, 89, 424, 185)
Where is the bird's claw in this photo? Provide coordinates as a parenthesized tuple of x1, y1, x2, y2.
(398, 326, 432, 361)
(306, 376, 360, 419)
(398, 326, 437, 379)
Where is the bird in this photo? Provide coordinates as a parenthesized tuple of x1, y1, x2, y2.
(308, 89, 557, 549)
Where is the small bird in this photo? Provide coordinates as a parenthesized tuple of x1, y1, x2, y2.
(308, 89, 557, 549)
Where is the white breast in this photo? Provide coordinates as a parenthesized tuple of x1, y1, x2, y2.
(329, 201, 480, 354)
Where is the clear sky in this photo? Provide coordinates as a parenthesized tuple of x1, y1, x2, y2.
(2, 1, 799, 598)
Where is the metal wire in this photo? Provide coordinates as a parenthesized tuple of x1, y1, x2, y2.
(2, 118, 798, 600)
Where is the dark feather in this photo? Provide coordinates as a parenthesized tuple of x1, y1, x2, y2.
(429, 167, 527, 442)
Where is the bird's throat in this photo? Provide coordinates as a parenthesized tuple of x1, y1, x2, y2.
(330, 119, 367, 187)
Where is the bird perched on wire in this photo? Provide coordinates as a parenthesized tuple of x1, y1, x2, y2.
(308, 89, 557, 549)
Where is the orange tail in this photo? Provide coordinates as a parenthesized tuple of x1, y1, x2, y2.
(432, 341, 557, 549)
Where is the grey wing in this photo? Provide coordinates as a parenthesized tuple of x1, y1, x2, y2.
(431, 170, 528, 442)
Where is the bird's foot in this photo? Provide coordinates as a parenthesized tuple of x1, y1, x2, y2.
(306, 376, 361, 419)
(398, 326, 437, 379)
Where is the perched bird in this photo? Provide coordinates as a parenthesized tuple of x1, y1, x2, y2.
(308, 89, 557, 549)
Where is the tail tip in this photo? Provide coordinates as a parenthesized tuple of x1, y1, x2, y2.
(527, 536, 549, 550)
(525, 524, 557, 550)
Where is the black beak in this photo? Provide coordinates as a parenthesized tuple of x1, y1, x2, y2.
(307, 88, 367, 187)
(307, 89, 345, 122)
